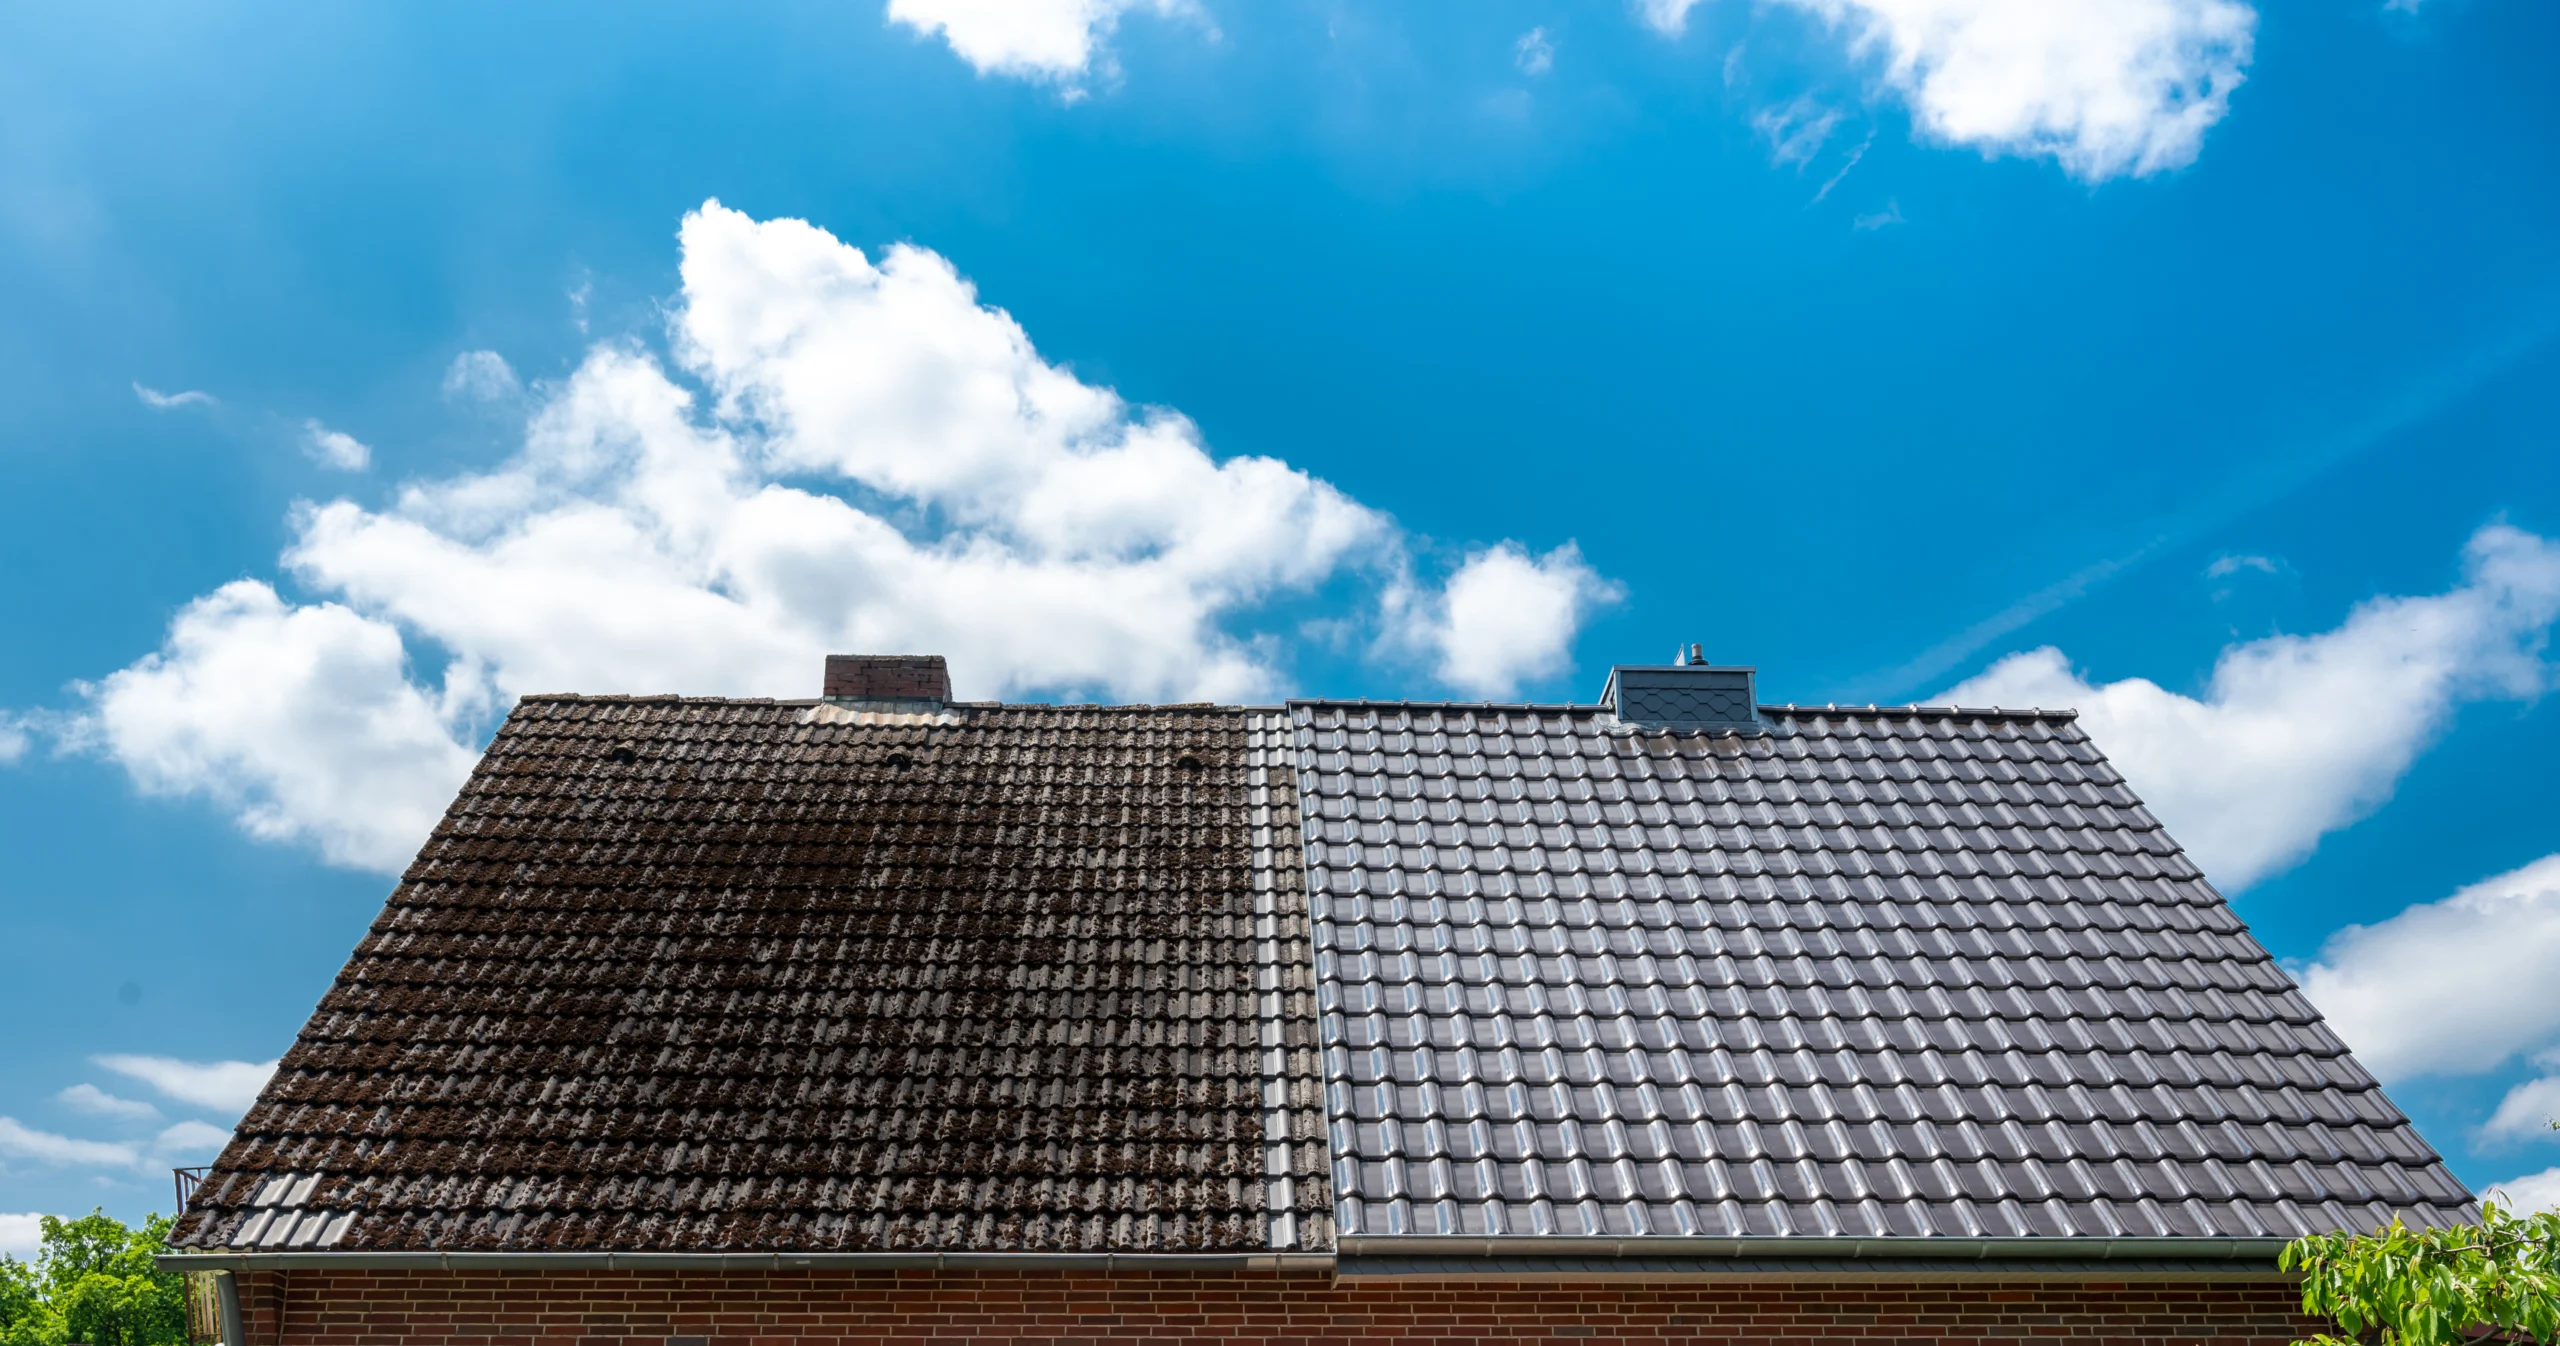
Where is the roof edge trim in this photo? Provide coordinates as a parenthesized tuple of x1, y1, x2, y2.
(1334, 1255, 2297, 1283)
(158, 1250, 1338, 1273)
(1335, 1236, 2287, 1261)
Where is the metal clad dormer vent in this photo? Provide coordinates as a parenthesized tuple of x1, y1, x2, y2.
(1601, 645, 1762, 734)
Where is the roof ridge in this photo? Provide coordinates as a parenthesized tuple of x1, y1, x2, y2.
(1283, 697, 2079, 721)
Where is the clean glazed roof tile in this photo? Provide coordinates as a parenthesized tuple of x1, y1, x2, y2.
(1294, 700, 2473, 1244)
(171, 696, 1331, 1255)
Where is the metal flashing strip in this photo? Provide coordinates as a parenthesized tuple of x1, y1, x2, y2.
(1244, 711, 1297, 1252)
(158, 1250, 1339, 1273)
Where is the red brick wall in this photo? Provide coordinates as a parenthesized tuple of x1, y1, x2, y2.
(821, 655, 950, 701)
(232, 1268, 2320, 1346)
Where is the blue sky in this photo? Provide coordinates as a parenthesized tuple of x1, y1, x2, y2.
(2, 0, 2557, 1247)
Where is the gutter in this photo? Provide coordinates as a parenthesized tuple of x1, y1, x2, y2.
(157, 1250, 1338, 1274)
(161, 1236, 2291, 1276)
(1337, 1235, 2291, 1262)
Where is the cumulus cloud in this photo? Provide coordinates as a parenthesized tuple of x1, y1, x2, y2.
(55, 1084, 158, 1123)
(0, 1118, 139, 1169)
(1636, 0, 1706, 34)
(1942, 525, 2560, 890)
(885, 0, 1191, 83)
(302, 420, 371, 471)
(68, 583, 477, 871)
(94, 1056, 279, 1115)
(133, 382, 215, 410)
(1392, 543, 1620, 699)
(1516, 27, 1555, 76)
(2485, 1167, 2560, 1215)
(2483, 1073, 2560, 1143)
(55, 203, 1604, 871)
(0, 1213, 39, 1259)
(2295, 855, 2560, 1083)
(442, 350, 521, 403)
(1644, 0, 2254, 181)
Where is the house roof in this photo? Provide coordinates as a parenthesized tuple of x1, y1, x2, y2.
(170, 696, 1330, 1256)
(1295, 701, 2473, 1246)
(170, 671, 2473, 1265)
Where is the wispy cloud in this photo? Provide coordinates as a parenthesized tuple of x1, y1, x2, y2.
(2207, 553, 2281, 578)
(1810, 129, 1875, 204)
(0, 1117, 140, 1168)
(94, 1055, 277, 1114)
(1863, 292, 2560, 697)
(1753, 94, 1842, 168)
(0, 1115, 234, 1173)
(55, 1084, 159, 1123)
(133, 382, 216, 411)
(1854, 199, 1904, 230)
(1515, 27, 1555, 76)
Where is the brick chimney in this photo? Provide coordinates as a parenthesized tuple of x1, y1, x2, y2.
(822, 654, 951, 705)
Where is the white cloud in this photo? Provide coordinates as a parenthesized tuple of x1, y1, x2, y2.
(56, 203, 1605, 871)
(153, 1120, 233, 1156)
(1645, 0, 2254, 181)
(1516, 27, 1556, 76)
(1942, 525, 2560, 890)
(55, 1084, 158, 1123)
(884, 0, 1191, 83)
(2207, 552, 2280, 578)
(0, 713, 28, 764)
(0, 1213, 40, 1258)
(2483, 1073, 2560, 1143)
(302, 420, 371, 471)
(133, 382, 215, 410)
(1393, 543, 1620, 699)
(1753, 94, 1844, 167)
(2297, 855, 2560, 1083)
(2484, 1167, 2560, 1215)
(1854, 200, 1905, 229)
(443, 350, 521, 403)
(0, 1118, 139, 1169)
(1636, 0, 1705, 35)
(94, 1056, 279, 1115)
(69, 582, 477, 871)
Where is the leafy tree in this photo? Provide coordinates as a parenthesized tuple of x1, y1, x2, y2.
(0, 1212, 186, 1346)
(2286, 1201, 2560, 1346)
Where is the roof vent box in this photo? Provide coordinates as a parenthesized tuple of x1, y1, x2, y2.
(1601, 650, 1761, 734)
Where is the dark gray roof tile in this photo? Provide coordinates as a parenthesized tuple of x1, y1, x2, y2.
(1300, 701, 2471, 1244)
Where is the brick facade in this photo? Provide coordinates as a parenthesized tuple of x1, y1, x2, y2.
(820, 654, 951, 701)
(230, 1268, 2319, 1346)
